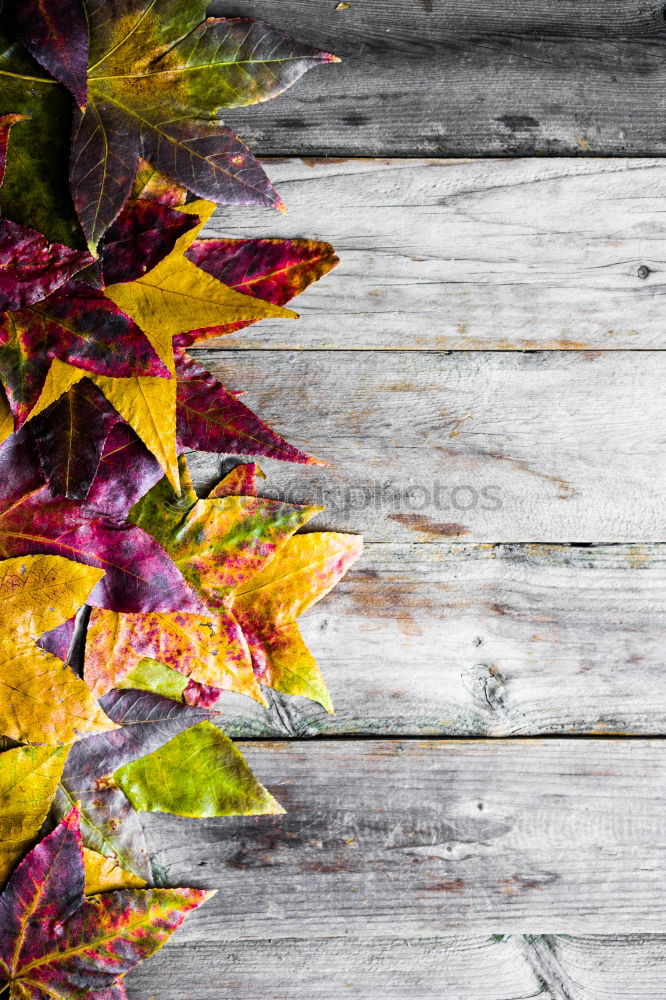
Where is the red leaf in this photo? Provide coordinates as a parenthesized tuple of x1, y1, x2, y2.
(100, 198, 199, 286)
(175, 349, 323, 465)
(0, 217, 92, 311)
(177, 237, 339, 347)
(0, 278, 170, 424)
(0, 808, 212, 997)
(0, 423, 203, 613)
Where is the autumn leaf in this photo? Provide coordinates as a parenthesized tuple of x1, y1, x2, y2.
(0, 422, 203, 614)
(208, 462, 265, 499)
(55, 689, 214, 879)
(85, 606, 263, 704)
(0, 743, 69, 884)
(27, 199, 300, 492)
(0, 807, 213, 999)
(100, 197, 199, 285)
(179, 236, 340, 347)
(115, 719, 283, 818)
(84, 456, 318, 698)
(52, 688, 273, 879)
(0, 553, 115, 743)
(233, 531, 363, 711)
(0, 254, 169, 427)
(128, 457, 321, 609)
(131, 156, 187, 206)
(0, 218, 91, 312)
(5, 0, 88, 107)
(86, 459, 360, 712)
(72, 4, 339, 248)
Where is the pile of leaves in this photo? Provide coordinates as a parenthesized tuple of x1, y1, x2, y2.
(0, 2, 361, 995)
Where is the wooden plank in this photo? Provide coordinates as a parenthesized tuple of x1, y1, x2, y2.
(204, 158, 666, 351)
(141, 740, 666, 936)
(217, 542, 666, 739)
(186, 349, 666, 543)
(210, 1, 666, 157)
(127, 933, 666, 999)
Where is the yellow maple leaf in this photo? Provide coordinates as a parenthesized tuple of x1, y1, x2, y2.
(0, 555, 116, 744)
(85, 607, 265, 705)
(231, 532, 364, 712)
(26, 200, 295, 492)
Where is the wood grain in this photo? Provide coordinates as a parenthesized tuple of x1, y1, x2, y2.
(216, 542, 666, 738)
(210, 1, 666, 157)
(204, 158, 666, 351)
(127, 933, 666, 999)
(140, 740, 666, 936)
(186, 348, 665, 543)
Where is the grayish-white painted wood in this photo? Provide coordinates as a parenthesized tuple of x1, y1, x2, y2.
(210, 0, 666, 157)
(187, 349, 666, 543)
(141, 740, 666, 936)
(204, 158, 666, 351)
(216, 542, 666, 738)
(127, 933, 666, 999)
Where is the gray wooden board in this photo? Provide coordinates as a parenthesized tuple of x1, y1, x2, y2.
(214, 542, 666, 738)
(211, 0, 666, 157)
(186, 348, 666, 543)
(138, 740, 666, 936)
(126, 933, 666, 999)
(202, 158, 666, 351)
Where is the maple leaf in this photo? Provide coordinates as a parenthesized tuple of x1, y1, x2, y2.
(85, 459, 361, 712)
(0, 807, 213, 1000)
(0, 553, 114, 744)
(0, 218, 91, 312)
(0, 227, 168, 428)
(28, 199, 299, 491)
(85, 456, 319, 697)
(178, 236, 340, 347)
(4, 0, 88, 107)
(0, 422, 203, 614)
(54, 688, 278, 878)
(0, 743, 69, 884)
(71, 4, 339, 248)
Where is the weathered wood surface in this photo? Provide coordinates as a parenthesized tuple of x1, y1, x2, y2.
(211, 0, 666, 157)
(127, 933, 666, 999)
(205, 158, 666, 351)
(187, 349, 666, 542)
(216, 542, 666, 738)
(139, 740, 666, 936)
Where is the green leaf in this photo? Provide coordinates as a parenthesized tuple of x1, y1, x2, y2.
(71, 3, 339, 247)
(114, 719, 284, 818)
(0, 30, 83, 246)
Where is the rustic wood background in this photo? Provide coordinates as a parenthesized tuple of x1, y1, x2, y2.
(129, 2, 666, 996)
